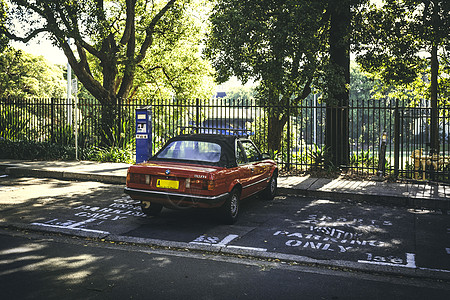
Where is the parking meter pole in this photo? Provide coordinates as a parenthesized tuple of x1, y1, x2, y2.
(377, 131, 387, 178)
(135, 107, 152, 164)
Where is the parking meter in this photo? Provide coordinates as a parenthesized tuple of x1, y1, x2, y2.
(135, 107, 152, 163)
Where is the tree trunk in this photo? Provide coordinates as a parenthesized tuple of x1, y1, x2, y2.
(100, 96, 120, 147)
(429, 33, 439, 155)
(325, 1, 350, 168)
(267, 114, 288, 153)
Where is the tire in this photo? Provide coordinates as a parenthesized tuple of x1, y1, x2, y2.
(262, 173, 277, 200)
(220, 188, 240, 224)
(141, 201, 163, 216)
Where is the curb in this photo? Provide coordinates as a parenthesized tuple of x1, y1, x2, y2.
(277, 187, 450, 211)
(2, 222, 449, 282)
(4, 166, 126, 184)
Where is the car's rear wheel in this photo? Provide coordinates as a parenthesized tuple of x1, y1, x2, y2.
(141, 201, 163, 216)
(262, 172, 277, 200)
(220, 188, 240, 224)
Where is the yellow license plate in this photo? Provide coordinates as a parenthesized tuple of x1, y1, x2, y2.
(156, 179, 179, 189)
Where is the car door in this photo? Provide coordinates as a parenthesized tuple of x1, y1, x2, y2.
(239, 139, 269, 196)
(235, 140, 254, 199)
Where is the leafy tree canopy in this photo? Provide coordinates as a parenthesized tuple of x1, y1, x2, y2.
(354, 0, 450, 154)
(354, 0, 450, 89)
(0, 46, 65, 98)
(0, 0, 7, 52)
(205, 0, 328, 104)
(2, 0, 213, 102)
(1, 0, 214, 146)
(204, 0, 328, 151)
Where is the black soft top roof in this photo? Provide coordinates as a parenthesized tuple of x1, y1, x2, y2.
(151, 134, 240, 167)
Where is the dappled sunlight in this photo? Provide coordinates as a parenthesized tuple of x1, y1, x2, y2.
(152, 256, 173, 268)
(0, 237, 128, 294)
(0, 255, 46, 269)
(0, 252, 100, 280)
(0, 177, 118, 206)
(56, 270, 94, 285)
(0, 177, 126, 227)
(0, 242, 46, 255)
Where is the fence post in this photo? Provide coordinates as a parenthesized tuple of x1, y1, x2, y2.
(118, 97, 122, 146)
(286, 100, 291, 170)
(196, 98, 200, 133)
(51, 98, 55, 143)
(394, 100, 400, 178)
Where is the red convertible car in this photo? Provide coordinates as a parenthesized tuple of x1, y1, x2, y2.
(124, 134, 277, 224)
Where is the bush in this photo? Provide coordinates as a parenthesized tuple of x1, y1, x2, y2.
(81, 145, 134, 164)
(0, 139, 76, 160)
(0, 139, 135, 163)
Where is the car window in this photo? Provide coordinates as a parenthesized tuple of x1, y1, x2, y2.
(157, 140, 221, 163)
(240, 140, 260, 162)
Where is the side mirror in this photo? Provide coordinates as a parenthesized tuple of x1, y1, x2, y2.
(261, 153, 271, 160)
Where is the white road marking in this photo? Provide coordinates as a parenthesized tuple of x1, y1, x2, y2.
(418, 267, 450, 273)
(358, 253, 416, 268)
(31, 222, 110, 235)
(190, 234, 239, 246)
(218, 234, 239, 246)
(226, 245, 267, 252)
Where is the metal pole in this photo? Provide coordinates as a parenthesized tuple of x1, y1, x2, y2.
(66, 38, 72, 127)
(313, 92, 317, 145)
(394, 100, 400, 178)
(73, 79, 78, 160)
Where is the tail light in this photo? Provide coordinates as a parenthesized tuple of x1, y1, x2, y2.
(127, 172, 150, 185)
(207, 180, 215, 190)
(185, 178, 215, 190)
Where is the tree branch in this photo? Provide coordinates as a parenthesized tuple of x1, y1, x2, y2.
(2, 27, 48, 43)
(119, 0, 135, 45)
(136, 0, 177, 64)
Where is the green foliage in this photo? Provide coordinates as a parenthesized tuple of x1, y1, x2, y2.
(82, 145, 134, 164)
(205, 0, 323, 94)
(354, 0, 450, 100)
(0, 138, 134, 163)
(3, 0, 215, 147)
(0, 47, 65, 98)
(0, 139, 75, 160)
(308, 144, 333, 171)
(225, 86, 256, 106)
(0, 104, 29, 140)
(0, 0, 7, 52)
(349, 150, 377, 168)
(83, 114, 135, 163)
(205, 0, 327, 151)
(53, 125, 75, 146)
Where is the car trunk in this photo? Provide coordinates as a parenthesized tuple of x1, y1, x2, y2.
(126, 161, 223, 195)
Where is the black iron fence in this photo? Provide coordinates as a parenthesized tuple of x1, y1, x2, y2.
(1, 97, 449, 182)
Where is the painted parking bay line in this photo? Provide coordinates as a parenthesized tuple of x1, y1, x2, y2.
(31, 218, 110, 235)
(190, 234, 239, 246)
(190, 234, 267, 252)
(226, 245, 268, 252)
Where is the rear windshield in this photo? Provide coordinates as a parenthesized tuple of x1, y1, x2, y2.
(156, 140, 222, 163)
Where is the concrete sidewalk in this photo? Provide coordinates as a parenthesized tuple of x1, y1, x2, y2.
(1, 159, 449, 210)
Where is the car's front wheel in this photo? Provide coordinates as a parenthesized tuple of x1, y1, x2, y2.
(262, 172, 277, 200)
(141, 201, 163, 216)
(220, 188, 240, 224)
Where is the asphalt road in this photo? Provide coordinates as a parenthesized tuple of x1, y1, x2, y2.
(0, 176, 449, 282)
(1, 228, 449, 300)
